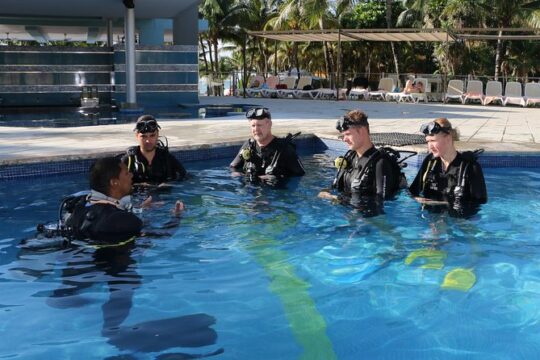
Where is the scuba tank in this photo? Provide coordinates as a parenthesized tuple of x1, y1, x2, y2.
(36, 191, 90, 241)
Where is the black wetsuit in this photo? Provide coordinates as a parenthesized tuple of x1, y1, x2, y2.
(65, 201, 143, 243)
(124, 146, 186, 184)
(335, 147, 401, 199)
(409, 152, 487, 206)
(230, 137, 305, 179)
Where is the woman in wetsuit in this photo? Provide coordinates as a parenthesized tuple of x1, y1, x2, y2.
(409, 118, 487, 214)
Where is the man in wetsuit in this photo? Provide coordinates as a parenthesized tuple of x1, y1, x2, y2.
(124, 115, 187, 185)
(65, 157, 143, 242)
(409, 118, 487, 214)
(230, 107, 305, 184)
(318, 110, 403, 210)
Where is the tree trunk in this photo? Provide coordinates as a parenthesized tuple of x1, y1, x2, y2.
(213, 40, 221, 95)
(257, 39, 267, 77)
(242, 35, 247, 98)
(386, 0, 399, 79)
(199, 36, 209, 74)
(494, 30, 503, 80)
(207, 39, 215, 79)
(293, 42, 300, 80)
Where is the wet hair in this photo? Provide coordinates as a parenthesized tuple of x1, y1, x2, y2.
(433, 117, 459, 141)
(89, 157, 122, 195)
(346, 110, 370, 132)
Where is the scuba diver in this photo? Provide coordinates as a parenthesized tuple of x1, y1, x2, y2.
(37, 156, 184, 244)
(123, 115, 187, 185)
(230, 107, 305, 185)
(409, 118, 487, 216)
(27, 157, 220, 357)
(318, 110, 412, 214)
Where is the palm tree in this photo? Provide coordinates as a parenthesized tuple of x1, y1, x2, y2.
(199, 0, 244, 80)
(385, 0, 400, 77)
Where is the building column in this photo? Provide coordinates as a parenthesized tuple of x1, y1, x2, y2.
(124, 1, 138, 108)
(107, 19, 114, 47)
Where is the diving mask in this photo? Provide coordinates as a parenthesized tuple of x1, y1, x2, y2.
(134, 116, 161, 134)
(246, 107, 271, 120)
(420, 121, 451, 136)
(336, 115, 368, 132)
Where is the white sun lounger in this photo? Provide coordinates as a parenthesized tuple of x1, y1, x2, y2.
(503, 82, 525, 107)
(525, 82, 540, 107)
(483, 81, 504, 106)
(368, 78, 395, 101)
(292, 76, 315, 99)
(245, 75, 265, 97)
(463, 80, 484, 105)
(276, 76, 298, 98)
(444, 79, 465, 104)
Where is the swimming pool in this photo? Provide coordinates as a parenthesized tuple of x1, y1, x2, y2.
(1, 153, 539, 359)
(0, 104, 259, 128)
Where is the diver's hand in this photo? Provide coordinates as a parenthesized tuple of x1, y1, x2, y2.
(414, 197, 448, 206)
(141, 196, 153, 208)
(173, 200, 185, 216)
(259, 174, 278, 186)
(318, 190, 339, 201)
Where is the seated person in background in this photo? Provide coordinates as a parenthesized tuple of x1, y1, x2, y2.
(318, 110, 406, 212)
(230, 107, 305, 184)
(409, 118, 487, 215)
(123, 115, 187, 185)
(403, 79, 425, 94)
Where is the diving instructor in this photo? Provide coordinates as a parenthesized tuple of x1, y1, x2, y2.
(65, 157, 184, 242)
(230, 107, 305, 183)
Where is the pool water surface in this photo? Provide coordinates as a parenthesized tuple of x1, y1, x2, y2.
(0, 152, 539, 359)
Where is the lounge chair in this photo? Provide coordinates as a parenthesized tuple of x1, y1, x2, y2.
(444, 79, 465, 104)
(368, 78, 395, 101)
(463, 80, 484, 105)
(260, 75, 280, 98)
(276, 76, 298, 98)
(524, 82, 540, 107)
(398, 78, 428, 103)
(292, 76, 315, 99)
(311, 87, 337, 100)
(245, 75, 265, 97)
(348, 76, 369, 100)
(483, 80, 504, 106)
(502, 82, 525, 107)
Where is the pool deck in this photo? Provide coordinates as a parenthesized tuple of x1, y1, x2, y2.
(1, 96, 540, 165)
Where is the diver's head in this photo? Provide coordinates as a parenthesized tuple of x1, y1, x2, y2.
(90, 157, 133, 199)
(134, 115, 160, 153)
(246, 107, 273, 146)
(336, 110, 372, 154)
(420, 118, 459, 159)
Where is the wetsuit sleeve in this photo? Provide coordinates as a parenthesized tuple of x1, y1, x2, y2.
(91, 207, 143, 242)
(375, 157, 396, 199)
(467, 161, 488, 204)
(167, 153, 187, 181)
(230, 141, 250, 170)
(279, 144, 305, 176)
(409, 156, 431, 196)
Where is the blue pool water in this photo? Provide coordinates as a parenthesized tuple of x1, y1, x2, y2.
(1, 153, 540, 359)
